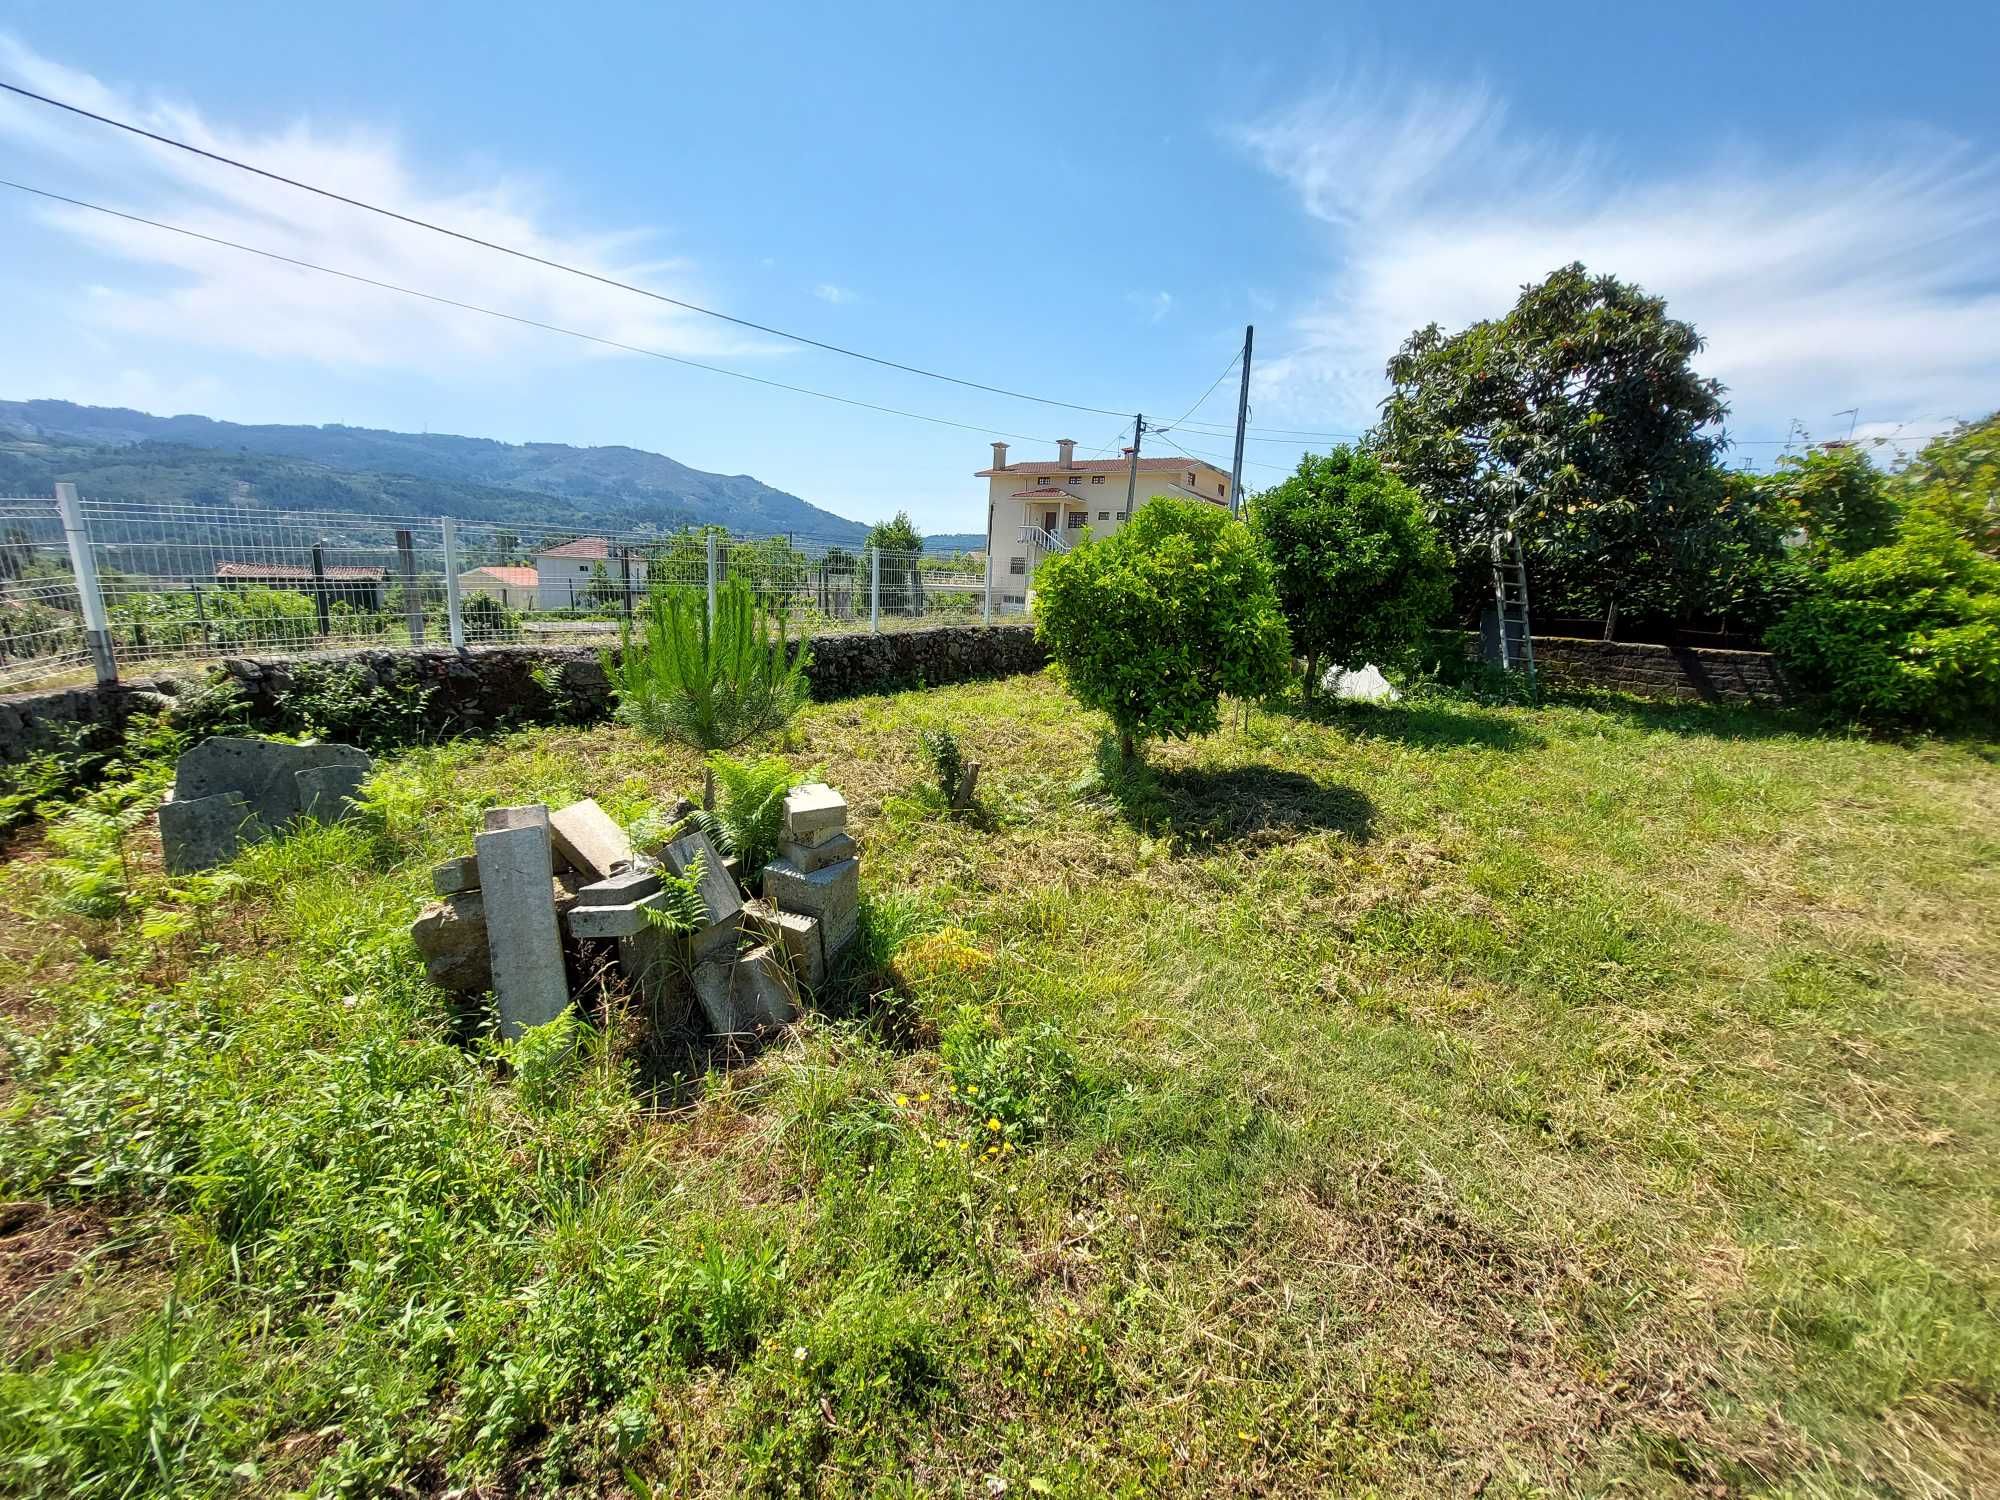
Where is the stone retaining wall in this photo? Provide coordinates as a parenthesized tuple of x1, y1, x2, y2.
(0, 624, 1048, 767)
(1520, 635, 1796, 705)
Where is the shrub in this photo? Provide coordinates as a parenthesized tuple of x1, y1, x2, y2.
(610, 578, 810, 808)
(1249, 445, 1450, 692)
(1033, 497, 1290, 762)
(1769, 513, 2000, 727)
(708, 752, 800, 877)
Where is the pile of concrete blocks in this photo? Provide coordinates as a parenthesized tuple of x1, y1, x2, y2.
(159, 735, 372, 873)
(410, 794, 824, 1042)
(752, 782, 862, 989)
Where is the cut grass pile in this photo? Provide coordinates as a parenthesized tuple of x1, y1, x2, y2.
(1, 672, 1996, 1496)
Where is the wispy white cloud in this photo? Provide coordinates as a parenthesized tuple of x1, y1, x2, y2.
(0, 35, 766, 378)
(1231, 68, 2000, 454)
(812, 282, 857, 305)
(1128, 289, 1174, 324)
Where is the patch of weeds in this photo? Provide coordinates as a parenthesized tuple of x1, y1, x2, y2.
(280, 663, 435, 750)
(937, 1003, 1084, 1156)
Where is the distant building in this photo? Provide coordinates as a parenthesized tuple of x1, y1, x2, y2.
(975, 439, 1232, 605)
(213, 560, 387, 611)
(456, 565, 538, 611)
(534, 537, 648, 609)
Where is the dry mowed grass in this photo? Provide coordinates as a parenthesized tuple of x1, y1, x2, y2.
(1, 671, 1996, 1497)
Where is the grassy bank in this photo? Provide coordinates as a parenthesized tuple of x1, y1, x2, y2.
(2, 674, 1996, 1496)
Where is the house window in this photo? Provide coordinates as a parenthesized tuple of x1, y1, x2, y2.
(1097, 510, 1109, 521)
(1217, 482, 1226, 496)
(1090, 474, 1105, 484)
(1066, 475, 1079, 484)
(1066, 512, 1085, 528)
(1116, 511, 1128, 521)
(1185, 471, 1196, 486)
(1009, 556, 1026, 575)
(1035, 476, 1050, 485)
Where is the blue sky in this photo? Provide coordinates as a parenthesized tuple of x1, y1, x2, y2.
(2, 1, 1996, 535)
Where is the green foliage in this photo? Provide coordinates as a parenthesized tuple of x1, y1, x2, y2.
(1372, 262, 1730, 626)
(280, 662, 436, 749)
(707, 753, 801, 876)
(1249, 445, 1450, 688)
(609, 578, 810, 807)
(917, 726, 968, 802)
(1893, 412, 1998, 558)
(1769, 512, 2000, 727)
(865, 511, 926, 615)
(460, 592, 517, 641)
(864, 511, 923, 555)
(938, 1005, 1083, 1148)
(1759, 446, 1900, 558)
(1033, 496, 1290, 761)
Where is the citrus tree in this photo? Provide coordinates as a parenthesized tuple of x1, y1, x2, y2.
(1033, 497, 1290, 763)
(1249, 446, 1449, 695)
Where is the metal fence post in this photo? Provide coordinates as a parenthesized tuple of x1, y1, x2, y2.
(310, 544, 331, 637)
(442, 517, 465, 648)
(55, 483, 116, 685)
(983, 563, 992, 625)
(869, 546, 881, 633)
(396, 528, 424, 645)
(705, 530, 719, 631)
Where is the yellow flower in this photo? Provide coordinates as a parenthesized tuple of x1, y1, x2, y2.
(986, 1117, 1002, 1131)
(965, 1084, 979, 1096)
(917, 1092, 931, 1103)
(895, 1093, 908, 1108)
(1238, 1430, 1255, 1444)
(1001, 1141, 1015, 1154)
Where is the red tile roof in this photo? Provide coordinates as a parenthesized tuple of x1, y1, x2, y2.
(537, 536, 612, 560)
(214, 562, 386, 582)
(462, 565, 538, 587)
(1009, 486, 1081, 499)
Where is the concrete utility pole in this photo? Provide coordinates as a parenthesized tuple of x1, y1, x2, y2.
(1124, 413, 1145, 514)
(1229, 324, 1253, 518)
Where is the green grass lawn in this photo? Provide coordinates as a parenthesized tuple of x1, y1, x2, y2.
(2, 672, 1997, 1497)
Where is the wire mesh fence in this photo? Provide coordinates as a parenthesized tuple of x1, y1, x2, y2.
(0, 494, 1014, 693)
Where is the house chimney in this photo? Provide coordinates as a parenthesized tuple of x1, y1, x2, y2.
(1057, 438, 1076, 467)
(990, 441, 1009, 470)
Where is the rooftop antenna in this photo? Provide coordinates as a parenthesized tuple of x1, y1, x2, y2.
(1834, 408, 1860, 441)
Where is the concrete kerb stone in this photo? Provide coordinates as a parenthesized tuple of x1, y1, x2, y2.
(174, 736, 372, 830)
(474, 819, 570, 1039)
(432, 855, 480, 896)
(776, 830, 857, 875)
(733, 944, 800, 1029)
(762, 855, 860, 961)
(549, 798, 634, 881)
(745, 898, 825, 989)
(783, 782, 847, 843)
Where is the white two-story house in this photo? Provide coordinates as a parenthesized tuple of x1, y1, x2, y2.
(976, 439, 1233, 604)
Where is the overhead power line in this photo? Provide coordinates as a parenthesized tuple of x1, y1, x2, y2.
(1155, 350, 1241, 436)
(0, 179, 1070, 447)
(0, 78, 1135, 421)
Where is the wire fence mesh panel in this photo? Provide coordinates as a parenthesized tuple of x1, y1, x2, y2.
(0, 499, 87, 691)
(0, 497, 1012, 692)
(82, 502, 453, 674)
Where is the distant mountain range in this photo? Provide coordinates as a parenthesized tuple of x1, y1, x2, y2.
(0, 399, 986, 549)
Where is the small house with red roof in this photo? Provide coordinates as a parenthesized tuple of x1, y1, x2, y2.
(533, 535, 649, 610)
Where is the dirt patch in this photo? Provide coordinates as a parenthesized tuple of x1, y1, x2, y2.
(0, 1199, 119, 1356)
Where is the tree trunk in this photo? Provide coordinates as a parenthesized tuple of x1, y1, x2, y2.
(1304, 651, 1320, 701)
(1603, 599, 1619, 642)
(1118, 730, 1138, 767)
(702, 763, 717, 813)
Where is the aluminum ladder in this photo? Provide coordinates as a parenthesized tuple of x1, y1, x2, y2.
(1489, 528, 1536, 691)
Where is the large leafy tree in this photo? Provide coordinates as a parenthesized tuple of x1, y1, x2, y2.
(1372, 263, 1729, 633)
(1033, 497, 1290, 763)
(1248, 446, 1449, 694)
(866, 511, 926, 615)
(1894, 413, 1998, 558)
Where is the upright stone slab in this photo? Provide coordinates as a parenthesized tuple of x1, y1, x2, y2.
(783, 783, 847, 844)
(619, 926, 692, 1027)
(776, 830, 857, 875)
(762, 855, 860, 959)
(548, 798, 634, 881)
(295, 762, 368, 823)
(174, 736, 371, 828)
(159, 791, 260, 874)
(474, 820, 570, 1039)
